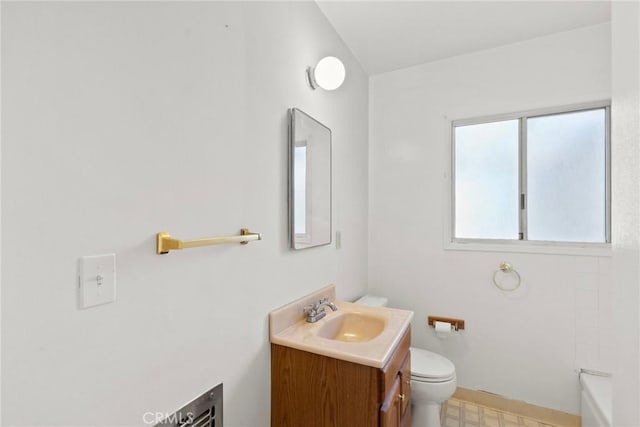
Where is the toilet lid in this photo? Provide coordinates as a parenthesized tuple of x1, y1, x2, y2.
(410, 347, 455, 381)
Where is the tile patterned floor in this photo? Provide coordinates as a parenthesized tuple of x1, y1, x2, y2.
(440, 398, 562, 427)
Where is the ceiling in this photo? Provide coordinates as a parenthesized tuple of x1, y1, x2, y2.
(316, 1, 611, 75)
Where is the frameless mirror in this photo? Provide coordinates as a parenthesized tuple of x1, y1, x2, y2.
(288, 108, 332, 250)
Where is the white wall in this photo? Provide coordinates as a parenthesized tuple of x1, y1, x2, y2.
(1, 2, 368, 426)
(611, 2, 640, 426)
(0, 2, 3, 422)
(369, 24, 611, 414)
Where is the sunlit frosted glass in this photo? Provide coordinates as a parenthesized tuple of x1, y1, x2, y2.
(294, 145, 307, 234)
(527, 109, 606, 242)
(455, 120, 519, 239)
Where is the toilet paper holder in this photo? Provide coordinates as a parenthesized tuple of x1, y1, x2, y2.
(427, 316, 465, 331)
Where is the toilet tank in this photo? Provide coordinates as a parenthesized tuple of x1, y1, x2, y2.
(354, 295, 388, 307)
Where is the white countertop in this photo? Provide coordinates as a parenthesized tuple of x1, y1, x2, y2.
(269, 285, 414, 368)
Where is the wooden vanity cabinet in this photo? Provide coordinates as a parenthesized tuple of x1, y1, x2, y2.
(271, 326, 411, 427)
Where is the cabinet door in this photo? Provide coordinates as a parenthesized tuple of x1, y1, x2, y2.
(399, 353, 411, 416)
(380, 376, 401, 427)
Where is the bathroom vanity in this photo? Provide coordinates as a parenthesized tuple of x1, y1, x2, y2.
(269, 286, 413, 427)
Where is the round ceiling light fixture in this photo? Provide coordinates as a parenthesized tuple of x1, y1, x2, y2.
(307, 56, 346, 91)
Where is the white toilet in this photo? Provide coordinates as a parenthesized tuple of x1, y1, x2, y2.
(355, 295, 457, 427)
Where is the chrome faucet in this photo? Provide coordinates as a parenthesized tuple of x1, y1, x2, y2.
(303, 297, 338, 323)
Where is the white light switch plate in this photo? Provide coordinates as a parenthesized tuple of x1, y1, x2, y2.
(78, 254, 116, 309)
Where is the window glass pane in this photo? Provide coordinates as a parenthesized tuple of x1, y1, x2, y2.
(455, 120, 519, 239)
(527, 108, 606, 242)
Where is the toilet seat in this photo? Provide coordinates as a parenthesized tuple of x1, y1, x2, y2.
(410, 347, 456, 383)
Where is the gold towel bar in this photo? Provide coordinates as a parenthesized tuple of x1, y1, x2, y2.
(156, 228, 262, 255)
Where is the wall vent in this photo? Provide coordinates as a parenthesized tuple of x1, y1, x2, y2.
(155, 383, 223, 427)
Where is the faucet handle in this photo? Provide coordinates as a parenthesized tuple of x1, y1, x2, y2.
(303, 304, 316, 316)
(319, 296, 328, 304)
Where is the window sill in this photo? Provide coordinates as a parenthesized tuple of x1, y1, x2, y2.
(445, 240, 612, 257)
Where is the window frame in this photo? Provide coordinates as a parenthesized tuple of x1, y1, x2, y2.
(448, 100, 611, 254)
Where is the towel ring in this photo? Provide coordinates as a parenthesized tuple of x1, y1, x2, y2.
(493, 261, 521, 292)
